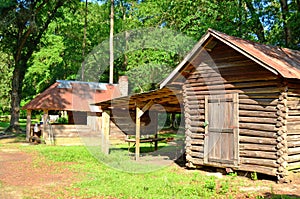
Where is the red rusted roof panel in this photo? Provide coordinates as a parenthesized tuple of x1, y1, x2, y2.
(209, 29, 300, 79)
(22, 81, 121, 111)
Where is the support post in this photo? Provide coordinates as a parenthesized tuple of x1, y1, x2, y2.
(101, 110, 110, 155)
(42, 109, 49, 142)
(154, 111, 158, 151)
(137, 100, 153, 118)
(26, 110, 32, 142)
(135, 106, 141, 160)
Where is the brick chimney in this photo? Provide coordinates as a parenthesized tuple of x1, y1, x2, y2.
(118, 76, 128, 96)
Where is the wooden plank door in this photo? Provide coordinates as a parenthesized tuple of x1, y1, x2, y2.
(204, 93, 239, 166)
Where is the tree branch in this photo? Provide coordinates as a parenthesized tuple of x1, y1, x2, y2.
(35, 0, 50, 15)
(244, 0, 266, 42)
(279, 0, 292, 47)
(25, 1, 65, 61)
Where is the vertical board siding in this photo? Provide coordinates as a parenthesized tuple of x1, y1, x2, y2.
(203, 94, 238, 166)
(184, 42, 281, 175)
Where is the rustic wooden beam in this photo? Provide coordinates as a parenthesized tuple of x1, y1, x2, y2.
(153, 111, 158, 151)
(42, 109, 48, 142)
(239, 116, 277, 124)
(239, 165, 277, 176)
(239, 123, 276, 132)
(135, 106, 141, 160)
(287, 135, 300, 142)
(186, 75, 278, 85)
(288, 154, 300, 163)
(189, 145, 204, 152)
(239, 129, 277, 138)
(287, 162, 300, 170)
(239, 136, 277, 145)
(101, 110, 110, 155)
(187, 132, 205, 139)
(186, 156, 204, 166)
(239, 110, 277, 118)
(26, 110, 32, 142)
(288, 147, 300, 155)
(137, 100, 154, 118)
(287, 129, 300, 135)
(240, 157, 278, 168)
(186, 79, 279, 90)
(240, 143, 277, 152)
(240, 150, 277, 160)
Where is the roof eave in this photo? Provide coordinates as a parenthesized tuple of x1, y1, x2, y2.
(208, 30, 280, 77)
(159, 29, 300, 89)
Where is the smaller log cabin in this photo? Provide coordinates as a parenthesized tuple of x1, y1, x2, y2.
(159, 29, 300, 181)
(22, 77, 128, 145)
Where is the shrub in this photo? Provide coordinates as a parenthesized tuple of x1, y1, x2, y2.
(57, 117, 68, 124)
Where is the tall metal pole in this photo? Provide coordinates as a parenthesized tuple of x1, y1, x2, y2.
(109, 0, 114, 84)
(82, 0, 88, 81)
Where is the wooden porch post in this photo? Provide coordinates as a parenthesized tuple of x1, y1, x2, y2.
(26, 110, 32, 142)
(101, 110, 110, 155)
(135, 106, 141, 160)
(153, 111, 158, 151)
(135, 100, 154, 160)
(42, 109, 48, 142)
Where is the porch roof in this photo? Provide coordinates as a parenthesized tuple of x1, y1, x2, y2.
(93, 86, 182, 113)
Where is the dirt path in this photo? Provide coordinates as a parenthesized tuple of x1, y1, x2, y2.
(0, 146, 77, 199)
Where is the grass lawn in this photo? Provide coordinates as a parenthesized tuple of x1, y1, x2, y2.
(1, 124, 299, 198)
(20, 144, 239, 199)
(1, 137, 299, 198)
(18, 144, 300, 199)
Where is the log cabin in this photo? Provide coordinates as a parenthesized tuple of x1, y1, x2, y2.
(22, 76, 128, 145)
(95, 29, 300, 181)
(159, 29, 300, 181)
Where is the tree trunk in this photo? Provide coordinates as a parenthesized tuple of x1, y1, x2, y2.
(6, 64, 25, 133)
(3, 1, 71, 134)
(244, 0, 266, 43)
(279, 0, 292, 47)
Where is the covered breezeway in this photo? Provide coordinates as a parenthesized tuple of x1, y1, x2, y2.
(94, 85, 184, 160)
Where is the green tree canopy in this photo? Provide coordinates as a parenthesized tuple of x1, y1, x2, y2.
(0, 0, 78, 132)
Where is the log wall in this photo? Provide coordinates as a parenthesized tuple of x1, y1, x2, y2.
(286, 80, 300, 170)
(183, 41, 284, 176)
(45, 119, 125, 143)
(111, 109, 158, 136)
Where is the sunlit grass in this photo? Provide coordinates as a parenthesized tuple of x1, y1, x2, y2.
(19, 144, 238, 199)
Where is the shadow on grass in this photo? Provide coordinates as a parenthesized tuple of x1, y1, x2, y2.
(0, 133, 26, 144)
(117, 145, 167, 154)
(262, 193, 300, 199)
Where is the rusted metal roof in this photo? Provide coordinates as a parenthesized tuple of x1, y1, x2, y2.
(95, 29, 300, 112)
(210, 29, 300, 79)
(160, 29, 300, 88)
(22, 80, 121, 112)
